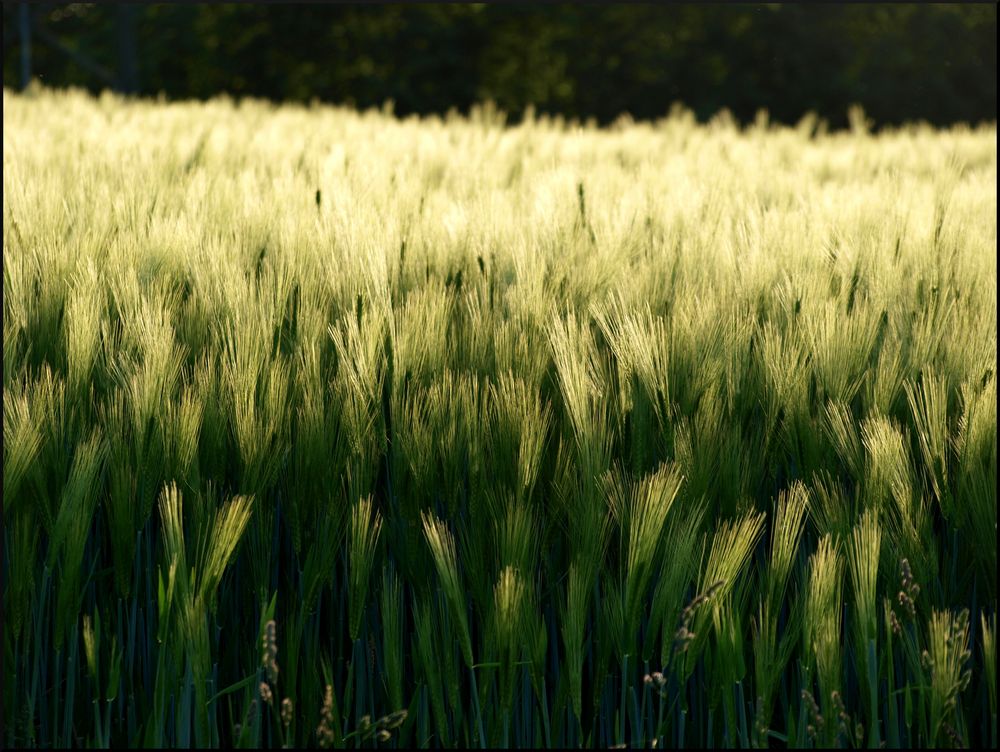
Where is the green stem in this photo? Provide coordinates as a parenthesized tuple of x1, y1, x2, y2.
(469, 665, 486, 749)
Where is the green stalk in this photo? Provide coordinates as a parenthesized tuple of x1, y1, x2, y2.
(63, 624, 79, 747)
(620, 653, 628, 746)
(866, 638, 881, 748)
(539, 676, 552, 749)
(469, 665, 487, 749)
(656, 680, 665, 749)
(53, 647, 62, 748)
(736, 681, 749, 749)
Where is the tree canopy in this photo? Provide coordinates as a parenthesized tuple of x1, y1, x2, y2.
(3, 4, 995, 129)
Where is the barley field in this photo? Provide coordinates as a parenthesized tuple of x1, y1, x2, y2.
(2, 87, 997, 748)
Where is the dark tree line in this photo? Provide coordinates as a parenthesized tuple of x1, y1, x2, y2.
(3, 3, 995, 129)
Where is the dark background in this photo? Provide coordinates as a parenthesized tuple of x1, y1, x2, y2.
(3, 3, 996, 129)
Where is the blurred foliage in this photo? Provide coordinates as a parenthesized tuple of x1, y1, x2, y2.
(3, 3, 996, 128)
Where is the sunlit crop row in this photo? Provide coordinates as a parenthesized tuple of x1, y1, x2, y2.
(3, 87, 996, 748)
